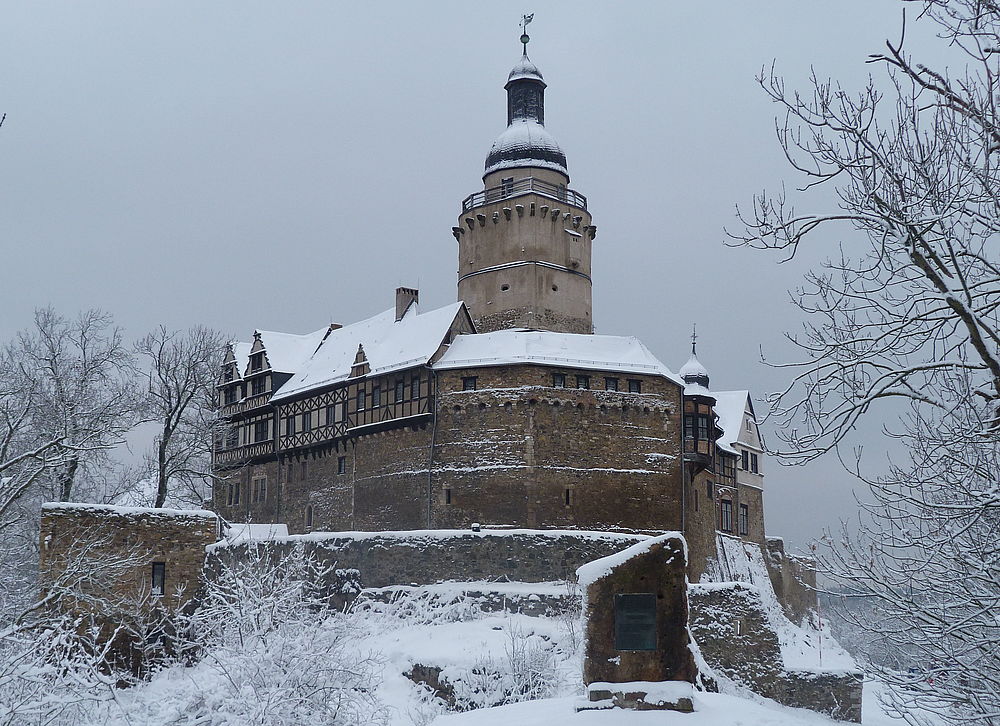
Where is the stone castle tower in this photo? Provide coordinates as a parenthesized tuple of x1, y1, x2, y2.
(454, 44, 596, 334)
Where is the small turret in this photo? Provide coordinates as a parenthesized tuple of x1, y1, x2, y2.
(679, 325, 711, 390)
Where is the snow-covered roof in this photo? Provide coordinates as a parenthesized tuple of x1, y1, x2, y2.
(679, 353, 708, 381)
(684, 381, 715, 399)
(712, 390, 751, 454)
(484, 119, 567, 176)
(434, 329, 683, 385)
(255, 328, 329, 374)
(508, 53, 544, 83)
(271, 302, 466, 402)
(230, 342, 252, 378)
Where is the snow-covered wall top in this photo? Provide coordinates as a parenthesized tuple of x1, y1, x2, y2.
(576, 531, 686, 588)
(41, 502, 218, 520)
(434, 329, 683, 385)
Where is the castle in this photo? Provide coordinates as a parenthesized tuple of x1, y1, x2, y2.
(211, 39, 768, 580)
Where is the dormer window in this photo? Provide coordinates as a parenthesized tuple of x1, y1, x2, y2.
(250, 353, 264, 372)
(224, 367, 234, 382)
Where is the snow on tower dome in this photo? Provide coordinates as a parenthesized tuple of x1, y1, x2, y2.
(679, 353, 711, 392)
(508, 52, 544, 82)
(484, 120, 568, 175)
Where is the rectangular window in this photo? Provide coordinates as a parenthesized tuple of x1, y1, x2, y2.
(411, 375, 421, 400)
(576, 375, 590, 389)
(564, 488, 574, 506)
(694, 489, 699, 512)
(739, 504, 749, 535)
(337, 456, 346, 474)
(720, 500, 733, 532)
(357, 389, 366, 411)
(750, 453, 759, 474)
(254, 420, 268, 442)
(707, 481, 714, 500)
(286, 415, 296, 436)
(741, 449, 749, 471)
(628, 379, 642, 393)
(373, 386, 382, 407)
(501, 176, 514, 196)
(224, 386, 237, 405)
(251, 376, 266, 396)
(604, 377, 619, 391)
(301, 411, 312, 433)
(326, 405, 336, 426)
(697, 415, 710, 441)
(250, 353, 264, 372)
(305, 505, 314, 528)
(252, 476, 267, 503)
(226, 482, 234, 506)
(684, 414, 695, 439)
(287, 462, 295, 482)
(233, 481, 241, 506)
(300, 461, 307, 481)
(552, 373, 566, 388)
(395, 379, 405, 402)
(462, 376, 477, 391)
(746, 419, 753, 432)
(151, 562, 165, 596)
(444, 488, 452, 505)
(225, 426, 239, 448)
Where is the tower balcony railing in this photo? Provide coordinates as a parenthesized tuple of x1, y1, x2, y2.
(462, 176, 587, 213)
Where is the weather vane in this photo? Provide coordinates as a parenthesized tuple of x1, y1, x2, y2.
(520, 13, 533, 53)
(691, 323, 698, 355)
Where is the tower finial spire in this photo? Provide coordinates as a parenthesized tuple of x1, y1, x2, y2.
(520, 13, 534, 54)
(691, 323, 698, 356)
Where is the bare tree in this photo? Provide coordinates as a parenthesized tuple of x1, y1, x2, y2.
(14, 308, 138, 503)
(733, 2, 1000, 723)
(134, 325, 225, 508)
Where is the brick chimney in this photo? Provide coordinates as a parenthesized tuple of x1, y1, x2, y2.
(395, 287, 419, 321)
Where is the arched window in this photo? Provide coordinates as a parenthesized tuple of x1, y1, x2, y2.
(305, 504, 314, 529)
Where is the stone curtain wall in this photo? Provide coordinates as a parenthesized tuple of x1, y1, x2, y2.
(689, 583, 862, 722)
(764, 537, 818, 624)
(39, 503, 219, 615)
(207, 529, 646, 592)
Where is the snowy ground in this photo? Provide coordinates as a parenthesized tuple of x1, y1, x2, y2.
(49, 585, 936, 726)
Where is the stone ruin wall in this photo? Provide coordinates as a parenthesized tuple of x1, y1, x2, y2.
(39, 503, 219, 621)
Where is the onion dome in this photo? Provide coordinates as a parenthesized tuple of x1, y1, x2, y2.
(484, 51, 568, 178)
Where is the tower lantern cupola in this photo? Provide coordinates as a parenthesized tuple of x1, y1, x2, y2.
(484, 21, 568, 180)
(680, 327, 711, 390)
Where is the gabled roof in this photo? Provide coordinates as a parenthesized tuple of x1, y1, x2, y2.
(712, 389, 752, 454)
(226, 342, 252, 379)
(271, 302, 468, 402)
(252, 328, 329, 374)
(433, 329, 683, 385)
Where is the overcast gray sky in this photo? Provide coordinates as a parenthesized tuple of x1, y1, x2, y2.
(2, 1, 925, 550)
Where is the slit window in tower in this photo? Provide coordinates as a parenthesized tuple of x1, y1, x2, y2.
(338, 456, 346, 474)
(565, 488, 574, 506)
(151, 562, 165, 597)
(444, 488, 452, 505)
(305, 505, 314, 529)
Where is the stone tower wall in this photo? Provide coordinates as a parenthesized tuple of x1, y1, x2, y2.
(457, 167, 594, 334)
(430, 365, 684, 531)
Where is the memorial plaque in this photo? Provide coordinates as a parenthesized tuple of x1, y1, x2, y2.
(615, 593, 657, 651)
